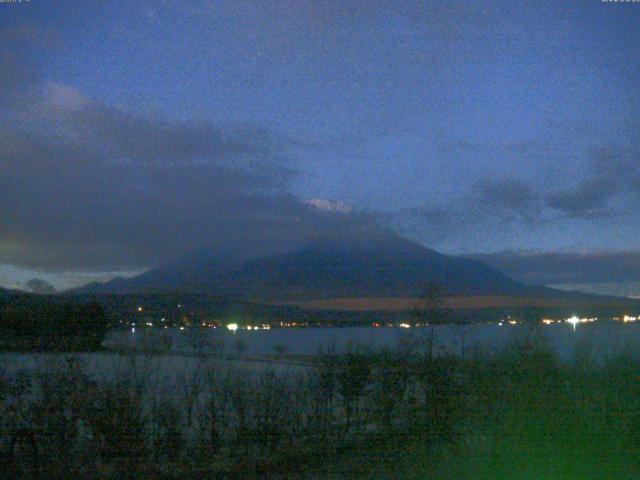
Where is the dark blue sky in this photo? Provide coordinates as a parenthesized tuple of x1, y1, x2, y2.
(1, 1, 639, 295)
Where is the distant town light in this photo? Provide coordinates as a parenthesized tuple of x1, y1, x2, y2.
(399, 323, 411, 329)
(137, 306, 143, 312)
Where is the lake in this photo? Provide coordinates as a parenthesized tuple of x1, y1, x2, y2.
(104, 322, 640, 362)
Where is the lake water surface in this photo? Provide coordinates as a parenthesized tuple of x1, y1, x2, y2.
(105, 322, 640, 362)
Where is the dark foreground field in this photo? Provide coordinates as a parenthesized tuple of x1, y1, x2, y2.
(2, 328, 639, 479)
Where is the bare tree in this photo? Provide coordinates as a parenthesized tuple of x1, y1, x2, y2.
(273, 343, 288, 360)
(409, 282, 452, 360)
(234, 338, 248, 358)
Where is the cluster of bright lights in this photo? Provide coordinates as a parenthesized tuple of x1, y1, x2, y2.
(200, 322, 218, 328)
(496, 316, 602, 327)
(564, 316, 597, 330)
(128, 307, 638, 332)
(497, 315, 517, 326)
(279, 321, 303, 327)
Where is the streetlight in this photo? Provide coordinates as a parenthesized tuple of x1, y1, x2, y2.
(566, 316, 579, 331)
(227, 323, 238, 334)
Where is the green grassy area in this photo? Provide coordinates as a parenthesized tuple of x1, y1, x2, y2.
(316, 344, 640, 479)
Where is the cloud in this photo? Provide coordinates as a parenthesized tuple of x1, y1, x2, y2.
(394, 143, 640, 251)
(545, 177, 614, 219)
(545, 147, 640, 219)
(0, 77, 361, 271)
(0, 26, 385, 274)
(395, 177, 542, 246)
(472, 178, 539, 221)
(467, 250, 640, 287)
(42, 81, 88, 110)
(24, 278, 57, 295)
(305, 198, 352, 213)
(0, 26, 62, 108)
(397, 205, 467, 243)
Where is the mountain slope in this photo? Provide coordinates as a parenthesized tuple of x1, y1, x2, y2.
(0, 287, 23, 298)
(73, 221, 563, 302)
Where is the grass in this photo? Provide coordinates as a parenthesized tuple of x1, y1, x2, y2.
(315, 343, 640, 479)
(2, 330, 640, 478)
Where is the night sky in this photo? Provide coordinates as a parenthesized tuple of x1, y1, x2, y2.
(1, 1, 639, 296)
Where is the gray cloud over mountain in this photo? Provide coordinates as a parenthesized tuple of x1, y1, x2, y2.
(24, 278, 57, 295)
(0, 102, 358, 270)
(0, 60, 357, 271)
